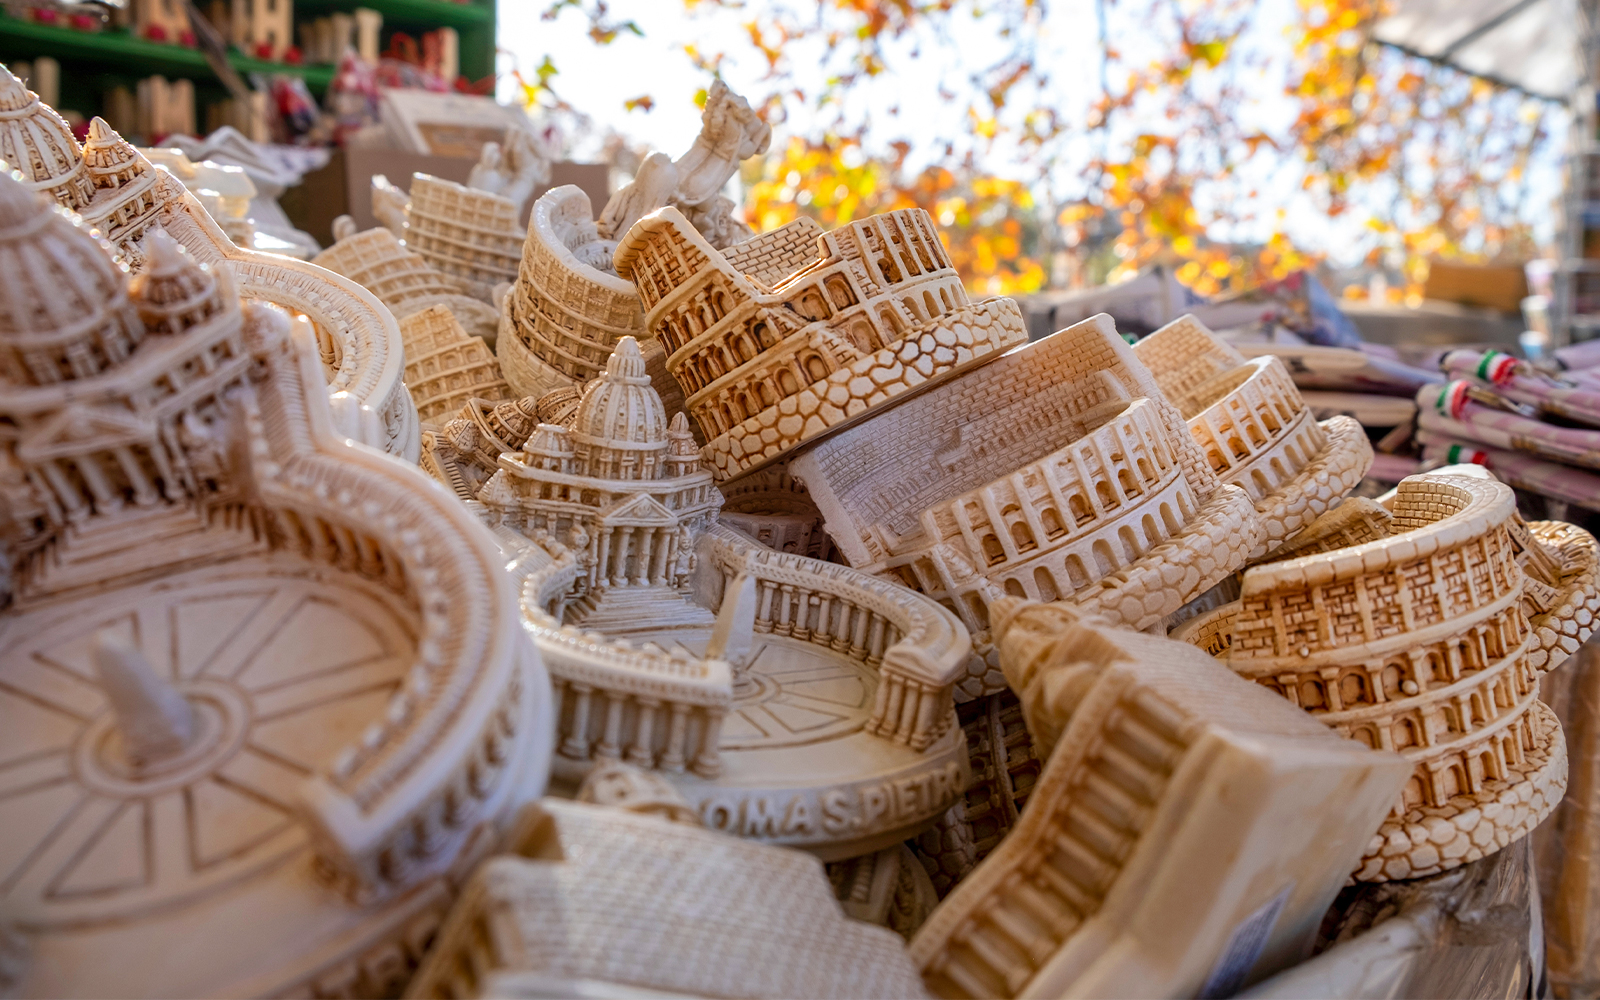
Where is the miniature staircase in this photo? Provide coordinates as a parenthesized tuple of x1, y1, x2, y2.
(18, 502, 266, 606)
(566, 585, 716, 636)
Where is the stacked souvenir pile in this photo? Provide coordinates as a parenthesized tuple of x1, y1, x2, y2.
(0, 69, 1596, 1000)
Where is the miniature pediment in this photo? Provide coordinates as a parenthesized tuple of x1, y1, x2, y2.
(599, 491, 676, 525)
(18, 405, 155, 460)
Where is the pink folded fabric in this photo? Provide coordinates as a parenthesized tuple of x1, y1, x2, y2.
(1416, 430, 1600, 513)
(1441, 349, 1600, 427)
(1416, 380, 1600, 470)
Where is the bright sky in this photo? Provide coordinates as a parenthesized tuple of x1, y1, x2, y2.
(495, 1, 1568, 268)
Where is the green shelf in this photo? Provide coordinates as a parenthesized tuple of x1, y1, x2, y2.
(0, 18, 335, 91)
(293, 0, 491, 30)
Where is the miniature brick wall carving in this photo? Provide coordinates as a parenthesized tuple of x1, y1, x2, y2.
(313, 222, 501, 345)
(398, 304, 512, 424)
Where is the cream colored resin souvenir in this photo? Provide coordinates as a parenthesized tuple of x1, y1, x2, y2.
(496, 184, 647, 399)
(0, 68, 421, 462)
(470, 339, 972, 857)
(718, 459, 840, 561)
(597, 79, 773, 250)
(404, 799, 930, 999)
(789, 313, 1261, 698)
(1132, 314, 1372, 557)
(313, 220, 501, 345)
(0, 181, 551, 997)
(614, 206, 1029, 483)
(909, 599, 1411, 1000)
(398, 304, 512, 425)
(1175, 471, 1592, 881)
(403, 173, 524, 301)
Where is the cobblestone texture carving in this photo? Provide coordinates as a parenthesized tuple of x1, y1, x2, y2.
(312, 222, 500, 345)
(497, 184, 647, 399)
(909, 598, 1411, 999)
(0, 178, 550, 997)
(398, 304, 512, 425)
(405, 799, 931, 999)
(403, 173, 523, 302)
(1175, 471, 1592, 880)
(790, 313, 1262, 699)
(1134, 314, 1372, 558)
(615, 204, 1028, 481)
(2, 72, 420, 462)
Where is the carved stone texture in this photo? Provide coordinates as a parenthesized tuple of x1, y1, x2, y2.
(403, 173, 523, 302)
(1, 70, 420, 462)
(575, 758, 701, 826)
(908, 598, 1412, 1000)
(790, 313, 1262, 699)
(311, 223, 500, 345)
(719, 460, 840, 562)
(614, 205, 1029, 482)
(405, 799, 931, 999)
(497, 185, 647, 400)
(1174, 472, 1586, 882)
(422, 395, 541, 503)
(0, 180, 551, 997)
(1133, 314, 1373, 558)
(828, 842, 940, 940)
(398, 304, 512, 425)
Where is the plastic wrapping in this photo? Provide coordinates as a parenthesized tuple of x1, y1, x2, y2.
(1242, 838, 1541, 999)
(1537, 637, 1600, 998)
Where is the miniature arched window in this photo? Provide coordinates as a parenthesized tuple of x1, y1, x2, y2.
(1003, 578, 1026, 597)
(1096, 481, 1117, 510)
(981, 534, 1006, 565)
(1069, 494, 1092, 524)
(1392, 717, 1419, 749)
(1141, 514, 1161, 548)
(1269, 457, 1286, 484)
(798, 289, 830, 322)
(732, 335, 755, 363)
(903, 297, 923, 323)
(940, 287, 952, 312)
(923, 291, 940, 319)
(1275, 397, 1293, 422)
(1381, 663, 1404, 697)
(713, 290, 730, 318)
(1403, 775, 1428, 808)
(753, 321, 778, 350)
(1250, 469, 1270, 497)
(720, 404, 736, 431)
(1470, 691, 1487, 726)
(1284, 441, 1300, 467)
(804, 355, 830, 382)
(880, 307, 905, 336)
(1340, 671, 1370, 707)
(1136, 457, 1153, 483)
(1299, 679, 1326, 709)
(826, 276, 856, 309)
(1228, 435, 1248, 459)
(1246, 423, 1266, 447)
(1009, 520, 1036, 552)
(846, 322, 876, 355)
(878, 256, 903, 283)
(965, 593, 991, 628)
(778, 369, 800, 395)
(1176, 492, 1192, 519)
(757, 381, 776, 406)
(1118, 469, 1139, 497)
(1118, 526, 1140, 564)
(1033, 567, 1060, 602)
(1092, 541, 1116, 576)
(1352, 725, 1377, 748)
(1443, 764, 1467, 799)
(1064, 554, 1089, 590)
(1442, 704, 1461, 734)
(1159, 502, 1179, 535)
(1480, 750, 1500, 783)
(1206, 448, 1227, 473)
(1041, 507, 1065, 538)
(1260, 407, 1281, 432)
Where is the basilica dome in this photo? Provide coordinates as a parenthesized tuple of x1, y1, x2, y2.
(0, 63, 92, 211)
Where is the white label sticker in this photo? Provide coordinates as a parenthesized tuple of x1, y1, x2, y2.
(1198, 883, 1294, 999)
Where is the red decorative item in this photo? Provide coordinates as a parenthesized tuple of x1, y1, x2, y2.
(179, 29, 196, 46)
(254, 41, 275, 60)
(69, 12, 95, 29)
(284, 45, 303, 65)
(32, 7, 58, 24)
(145, 24, 169, 42)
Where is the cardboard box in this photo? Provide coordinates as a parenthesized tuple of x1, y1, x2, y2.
(282, 149, 610, 249)
(1423, 260, 1530, 315)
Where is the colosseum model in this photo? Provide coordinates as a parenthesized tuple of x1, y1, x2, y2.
(402, 172, 524, 301)
(397, 303, 512, 425)
(0, 178, 550, 997)
(311, 221, 500, 344)
(909, 598, 1410, 1000)
(613, 205, 1029, 482)
(1175, 471, 1590, 881)
(1132, 314, 1373, 557)
(0, 68, 419, 461)
(497, 185, 648, 399)
(789, 313, 1261, 696)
